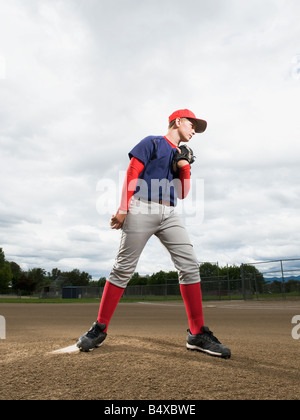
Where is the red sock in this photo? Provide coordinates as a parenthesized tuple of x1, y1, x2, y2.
(97, 281, 124, 332)
(180, 283, 204, 335)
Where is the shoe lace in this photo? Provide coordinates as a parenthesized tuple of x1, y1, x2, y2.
(202, 328, 221, 344)
(86, 323, 101, 339)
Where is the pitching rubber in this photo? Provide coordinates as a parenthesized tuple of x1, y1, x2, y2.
(50, 344, 80, 354)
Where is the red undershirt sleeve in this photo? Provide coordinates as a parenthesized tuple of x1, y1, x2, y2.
(118, 157, 145, 212)
(163, 137, 191, 200)
(178, 164, 191, 199)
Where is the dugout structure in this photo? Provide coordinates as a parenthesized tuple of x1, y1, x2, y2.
(62, 286, 83, 299)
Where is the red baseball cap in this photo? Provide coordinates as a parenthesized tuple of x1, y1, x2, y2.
(168, 109, 207, 133)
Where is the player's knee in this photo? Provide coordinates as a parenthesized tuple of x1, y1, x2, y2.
(178, 264, 200, 285)
(107, 267, 133, 288)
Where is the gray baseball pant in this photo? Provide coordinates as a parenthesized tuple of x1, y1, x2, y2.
(107, 197, 201, 288)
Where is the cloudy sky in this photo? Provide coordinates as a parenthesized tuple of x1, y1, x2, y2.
(1, 0, 300, 279)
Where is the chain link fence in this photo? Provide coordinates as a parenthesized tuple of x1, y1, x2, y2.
(38, 258, 300, 300)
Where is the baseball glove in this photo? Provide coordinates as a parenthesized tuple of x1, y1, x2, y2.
(172, 145, 195, 173)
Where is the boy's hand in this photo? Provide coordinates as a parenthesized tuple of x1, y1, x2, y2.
(110, 211, 127, 230)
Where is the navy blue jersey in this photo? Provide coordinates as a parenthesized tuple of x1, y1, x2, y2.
(129, 136, 179, 205)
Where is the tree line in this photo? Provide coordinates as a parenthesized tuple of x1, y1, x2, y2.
(0, 248, 92, 294)
(1, 247, 299, 295)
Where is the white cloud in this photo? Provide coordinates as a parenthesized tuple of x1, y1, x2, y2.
(1, 0, 300, 278)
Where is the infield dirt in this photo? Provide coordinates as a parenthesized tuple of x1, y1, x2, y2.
(0, 299, 299, 400)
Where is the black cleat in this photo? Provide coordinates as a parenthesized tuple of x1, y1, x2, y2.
(186, 326, 231, 359)
(76, 321, 107, 352)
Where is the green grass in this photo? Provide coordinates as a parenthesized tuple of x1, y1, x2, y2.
(0, 297, 99, 304)
(0, 293, 299, 304)
(0, 296, 183, 304)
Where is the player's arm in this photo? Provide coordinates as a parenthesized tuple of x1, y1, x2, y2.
(173, 146, 192, 199)
(177, 160, 189, 169)
(110, 157, 145, 230)
(177, 163, 191, 199)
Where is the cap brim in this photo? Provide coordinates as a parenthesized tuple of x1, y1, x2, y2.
(194, 119, 207, 133)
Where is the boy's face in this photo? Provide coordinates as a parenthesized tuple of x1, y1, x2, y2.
(177, 118, 196, 143)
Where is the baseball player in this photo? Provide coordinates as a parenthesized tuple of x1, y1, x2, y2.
(77, 109, 231, 359)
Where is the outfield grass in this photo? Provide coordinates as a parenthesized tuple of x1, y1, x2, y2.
(0, 295, 182, 304)
(0, 293, 299, 304)
(0, 296, 109, 304)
